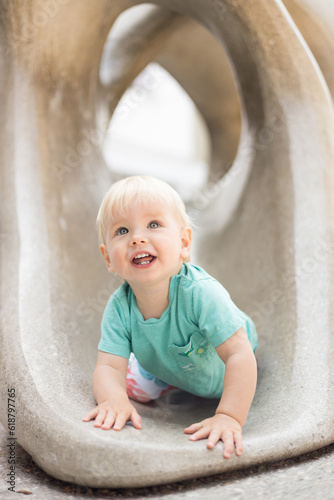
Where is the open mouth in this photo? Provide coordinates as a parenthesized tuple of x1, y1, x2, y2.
(131, 253, 156, 266)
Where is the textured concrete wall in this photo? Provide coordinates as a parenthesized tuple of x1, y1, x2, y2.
(0, 0, 334, 488)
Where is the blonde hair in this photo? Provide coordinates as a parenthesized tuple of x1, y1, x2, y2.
(97, 175, 192, 247)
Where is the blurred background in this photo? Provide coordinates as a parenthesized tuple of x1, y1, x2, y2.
(102, 61, 210, 202)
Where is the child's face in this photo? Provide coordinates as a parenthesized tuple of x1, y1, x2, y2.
(100, 200, 191, 288)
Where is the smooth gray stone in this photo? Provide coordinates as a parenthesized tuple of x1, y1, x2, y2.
(0, 0, 333, 489)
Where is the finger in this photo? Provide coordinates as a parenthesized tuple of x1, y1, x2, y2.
(222, 432, 234, 459)
(130, 410, 142, 430)
(113, 412, 128, 431)
(184, 423, 202, 434)
(94, 409, 108, 428)
(101, 410, 117, 430)
(207, 429, 221, 449)
(234, 432, 243, 456)
(82, 408, 98, 422)
(188, 426, 210, 441)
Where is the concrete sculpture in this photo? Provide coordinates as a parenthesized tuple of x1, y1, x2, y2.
(0, 0, 334, 488)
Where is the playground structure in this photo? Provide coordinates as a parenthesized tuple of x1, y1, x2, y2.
(0, 0, 334, 488)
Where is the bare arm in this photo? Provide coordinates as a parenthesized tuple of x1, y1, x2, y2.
(184, 328, 257, 457)
(215, 327, 257, 425)
(83, 351, 142, 431)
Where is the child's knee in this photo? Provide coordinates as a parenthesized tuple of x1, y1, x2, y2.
(126, 354, 169, 403)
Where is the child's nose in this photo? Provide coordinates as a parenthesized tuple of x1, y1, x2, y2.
(130, 233, 148, 246)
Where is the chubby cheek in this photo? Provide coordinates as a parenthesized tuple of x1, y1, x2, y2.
(110, 247, 126, 269)
(105, 242, 124, 271)
(156, 235, 183, 260)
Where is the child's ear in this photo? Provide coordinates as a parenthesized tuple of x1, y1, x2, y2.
(180, 226, 192, 260)
(100, 244, 114, 273)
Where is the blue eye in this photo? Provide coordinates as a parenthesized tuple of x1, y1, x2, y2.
(116, 227, 128, 236)
(149, 221, 160, 229)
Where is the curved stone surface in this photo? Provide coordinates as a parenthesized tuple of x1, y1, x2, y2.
(283, 0, 334, 99)
(100, 5, 241, 178)
(0, 0, 334, 489)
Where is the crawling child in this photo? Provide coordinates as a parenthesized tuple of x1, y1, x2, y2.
(83, 175, 258, 459)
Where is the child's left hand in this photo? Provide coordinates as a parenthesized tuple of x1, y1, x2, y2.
(184, 413, 243, 459)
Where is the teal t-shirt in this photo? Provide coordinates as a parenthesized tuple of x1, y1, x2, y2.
(98, 263, 257, 399)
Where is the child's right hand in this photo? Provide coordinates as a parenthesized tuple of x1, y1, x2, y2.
(83, 396, 142, 431)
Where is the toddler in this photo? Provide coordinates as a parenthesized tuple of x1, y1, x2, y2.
(83, 175, 257, 459)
